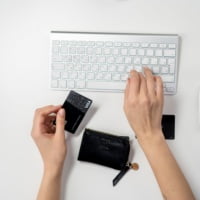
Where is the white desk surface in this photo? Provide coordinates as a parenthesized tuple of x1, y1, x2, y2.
(1, 0, 200, 199)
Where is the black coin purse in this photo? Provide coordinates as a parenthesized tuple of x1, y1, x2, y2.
(78, 129, 130, 185)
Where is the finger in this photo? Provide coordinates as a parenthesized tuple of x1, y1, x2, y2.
(155, 76, 164, 103)
(129, 70, 140, 97)
(55, 108, 66, 138)
(34, 105, 61, 123)
(45, 115, 56, 124)
(139, 73, 147, 97)
(144, 67, 156, 97)
(39, 105, 62, 117)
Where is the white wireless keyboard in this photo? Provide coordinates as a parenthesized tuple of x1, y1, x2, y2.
(50, 31, 179, 95)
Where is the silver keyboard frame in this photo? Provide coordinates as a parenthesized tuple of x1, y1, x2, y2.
(50, 31, 180, 95)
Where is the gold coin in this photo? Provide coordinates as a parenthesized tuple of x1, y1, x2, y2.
(131, 163, 139, 170)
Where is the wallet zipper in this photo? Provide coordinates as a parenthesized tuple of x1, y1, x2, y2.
(112, 163, 131, 186)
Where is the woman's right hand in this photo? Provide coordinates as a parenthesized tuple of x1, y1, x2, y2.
(124, 68, 165, 146)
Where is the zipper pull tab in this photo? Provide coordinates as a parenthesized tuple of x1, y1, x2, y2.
(112, 163, 131, 186)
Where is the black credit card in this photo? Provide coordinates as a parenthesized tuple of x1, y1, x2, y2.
(62, 90, 92, 134)
(162, 115, 175, 139)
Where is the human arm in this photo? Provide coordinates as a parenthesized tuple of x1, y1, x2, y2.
(31, 105, 67, 200)
(124, 68, 195, 200)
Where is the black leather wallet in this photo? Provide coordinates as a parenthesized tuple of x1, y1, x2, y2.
(78, 129, 130, 170)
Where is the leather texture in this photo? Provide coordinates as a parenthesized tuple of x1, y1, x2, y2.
(78, 129, 130, 170)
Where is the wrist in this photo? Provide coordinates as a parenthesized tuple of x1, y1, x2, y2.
(137, 129, 166, 150)
(44, 164, 64, 179)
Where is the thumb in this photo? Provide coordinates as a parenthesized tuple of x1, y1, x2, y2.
(55, 108, 66, 136)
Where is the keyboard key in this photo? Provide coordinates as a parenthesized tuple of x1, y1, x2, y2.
(60, 46, 68, 54)
(159, 44, 167, 48)
(117, 65, 125, 72)
(59, 80, 67, 88)
(78, 72, 85, 79)
(87, 72, 95, 80)
(87, 47, 94, 54)
(161, 75, 174, 82)
(152, 66, 160, 74)
(116, 57, 124, 64)
(141, 43, 148, 47)
(123, 42, 131, 47)
(161, 66, 169, 74)
(108, 65, 116, 72)
(138, 49, 145, 56)
(104, 73, 112, 80)
(52, 40, 60, 45)
(126, 65, 133, 72)
(73, 55, 80, 63)
(168, 58, 175, 64)
(168, 44, 176, 48)
(76, 81, 85, 88)
(107, 56, 115, 63)
(77, 47, 85, 54)
(69, 47, 76, 54)
(81, 55, 89, 63)
(135, 66, 142, 72)
(121, 48, 128, 55)
(114, 42, 122, 47)
(146, 49, 154, 56)
(99, 64, 107, 72)
(69, 72, 78, 79)
(124, 57, 132, 64)
(51, 80, 58, 88)
(68, 80, 75, 88)
(82, 64, 90, 71)
(53, 46, 60, 53)
(74, 64, 81, 71)
(52, 71, 60, 79)
(90, 55, 97, 63)
(96, 72, 104, 80)
(112, 73, 121, 81)
(150, 43, 158, 48)
(62, 72, 68, 79)
(66, 63, 74, 70)
(121, 73, 128, 81)
(62, 55, 72, 62)
(132, 43, 139, 47)
(52, 63, 65, 70)
(86, 81, 125, 90)
(166, 87, 175, 92)
(155, 49, 162, 57)
(98, 56, 106, 63)
(104, 48, 111, 55)
(129, 49, 137, 55)
(113, 48, 119, 55)
(95, 48, 102, 55)
(91, 64, 98, 71)
(134, 57, 141, 64)
(142, 58, 149, 65)
(96, 42, 104, 46)
(151, 58, 158, 65)
(169, 64, 175, 73)
(52, 55, 63, 62)
(164, 50, 176, 57)
(159, 58, 167, 65)
(105, 42, 113, 47)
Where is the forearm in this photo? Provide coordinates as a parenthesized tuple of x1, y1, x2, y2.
(37, 168, 63, 200)
(139, 132, 195, 200)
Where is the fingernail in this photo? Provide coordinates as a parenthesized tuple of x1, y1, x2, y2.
(58, 109, 65, 117)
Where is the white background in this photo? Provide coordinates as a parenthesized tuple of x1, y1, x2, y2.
(1, 0, 200, 199)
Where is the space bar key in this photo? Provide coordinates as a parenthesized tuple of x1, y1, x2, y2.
(86, 81, 125, 90)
